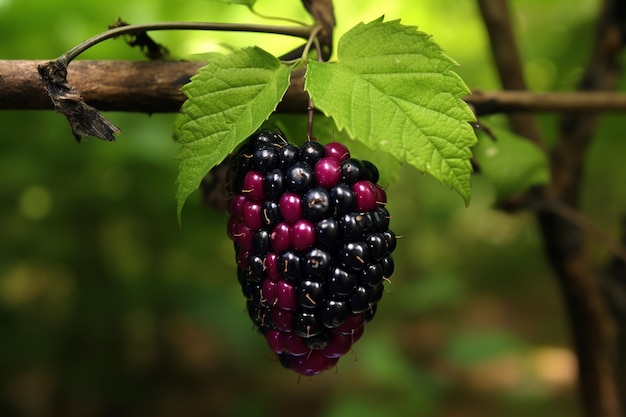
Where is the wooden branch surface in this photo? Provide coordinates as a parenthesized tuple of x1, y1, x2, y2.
(476, 0, 544, 145)
(478, 1, 623, 417)
(536, 0, 626, 414)
(0, 60, 309, 114)
(2, 60, 626, 115)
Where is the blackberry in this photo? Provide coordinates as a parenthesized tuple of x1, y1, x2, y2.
(339, 212, 368, 241)
(361, 263, 384, 288)
(303, 248, 332, 279)
(279, 192, 303, 223)
(291, 219, 316, 252)
(279, 251, 302, 281)
(252, 145, 277, 172)
(341, 158, 366, 184)
(328, 267, 358, 296)
(293, 310, 323, 338)
(366, 232, 387, 262)
(286, 162, 315, 193)
(320, 300, 349, 328)
(362, 160, 380, 183)
(261, 201, 281, 229)
(303, 187, 332, 221)
(315, 157, 342, 188)
(226, 129, 398, 376)
(278, 144, 299, 169)
(297, 280, 325, 309)
(329, 183, 356, 214)
(315, 218, 340, 252)
(299, 141, 326, 166)
(252, 229, 270, 256)
(264, 169, 285, 200)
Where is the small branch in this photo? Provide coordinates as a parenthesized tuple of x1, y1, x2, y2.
(476, 0, 544, 147)
(57, 21, 315, 64)
(0, 60, 311, 113)
(301, 0, 335, 60)
(34, 20, 316, 141)
(534, 0, 626, 414)
(34, 12, 325, 141)
(304, 24, 326, 140)
(605, 217, 626, 410)
(6, 60, 626, 114)
(477, 1, 623, 416)
(469, 90, 626, 114)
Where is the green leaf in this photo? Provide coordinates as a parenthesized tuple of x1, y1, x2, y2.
(305, 17, 477, 205)
(174, 47, 291, 221)
(474, 126, 550, 201)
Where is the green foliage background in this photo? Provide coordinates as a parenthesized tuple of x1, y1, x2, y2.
(1, 0, 624, 416)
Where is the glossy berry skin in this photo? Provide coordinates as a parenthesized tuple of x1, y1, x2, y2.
(226, 129, 397, 376)
(314, 157, 342, 188)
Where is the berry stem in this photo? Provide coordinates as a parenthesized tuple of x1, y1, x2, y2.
(304, 26, 325, 141)
(307, 97, 315, 141)
(57, 21, 317, 65)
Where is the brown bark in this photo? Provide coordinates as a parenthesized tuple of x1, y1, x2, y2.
(3, 60, 626, 115)
(0, 60, 310, 114)
(476, 0, 544, 147)
(537, 0, 626, 414)
(477, 0, 624, 416)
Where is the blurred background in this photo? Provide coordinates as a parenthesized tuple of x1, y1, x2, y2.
(1, 0, 624, 416)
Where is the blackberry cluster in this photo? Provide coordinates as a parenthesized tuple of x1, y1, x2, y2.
(226, 129, 397, 376)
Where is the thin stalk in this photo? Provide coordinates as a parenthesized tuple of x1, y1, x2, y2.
(301, 25, 323, 61)
(58, 21, 316, 65)
(305, 26, 324, 141)
(249, 8, 310, 27)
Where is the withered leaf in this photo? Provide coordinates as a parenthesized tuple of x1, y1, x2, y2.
(109, 18, 170, 61)
(38, 60, 120, 142)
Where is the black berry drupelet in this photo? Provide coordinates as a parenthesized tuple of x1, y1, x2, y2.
(226, 129, 397, 376)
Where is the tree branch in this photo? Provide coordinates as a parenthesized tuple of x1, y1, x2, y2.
(301, 0, 335, 60)
(476, 0, 544, 147)
(57, 21, 314, 65)
(0, 60, 309, 114)
(3, 60, 626, 115)
(605, 217, 626, 411)
(534, 0, 626, 414)
(477, 1, 623, 416)
(469, 90, 626, 114)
